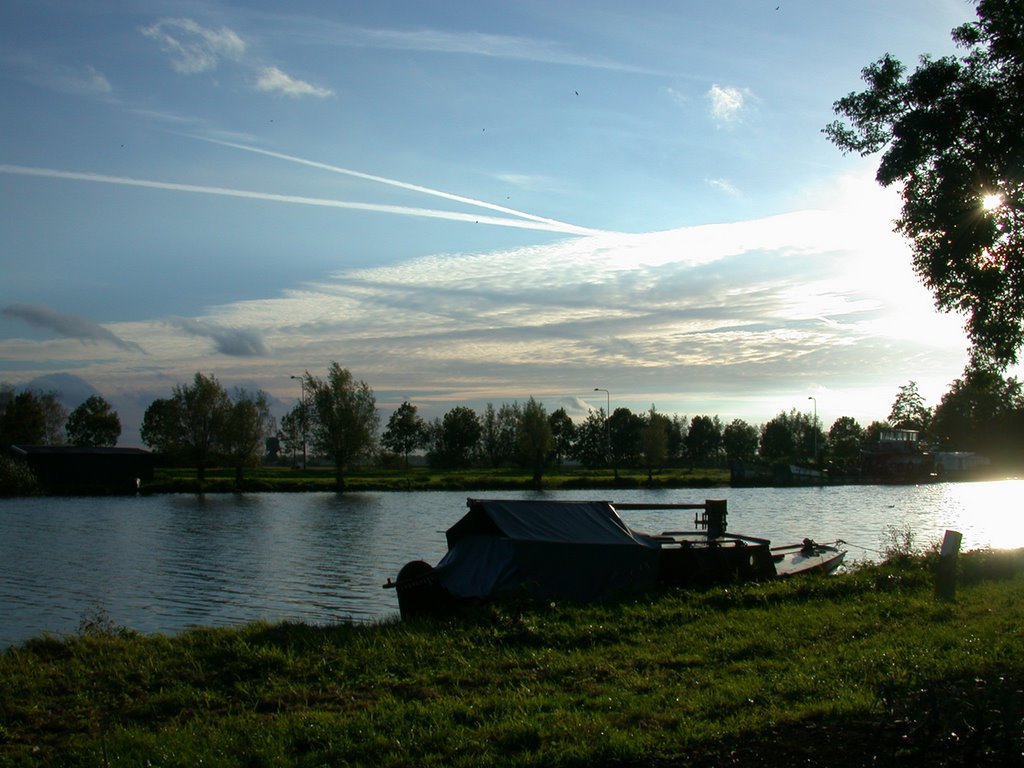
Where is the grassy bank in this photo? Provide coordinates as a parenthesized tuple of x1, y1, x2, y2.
(3, 551, 1023, 766)
(143, 465, 732, 494)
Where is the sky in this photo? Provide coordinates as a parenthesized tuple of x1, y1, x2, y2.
(2, 0, 1015, 447)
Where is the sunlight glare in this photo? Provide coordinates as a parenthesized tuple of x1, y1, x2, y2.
(982, 192, 1003, 212)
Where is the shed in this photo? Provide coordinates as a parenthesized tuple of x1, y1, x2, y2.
(9, 445, 155, 491)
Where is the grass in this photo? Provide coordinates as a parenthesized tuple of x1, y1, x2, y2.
(143, 465, 732, 494)
(2, 551, 1023, 766)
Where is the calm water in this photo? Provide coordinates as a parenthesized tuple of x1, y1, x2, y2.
(2, 481, 1022, 648)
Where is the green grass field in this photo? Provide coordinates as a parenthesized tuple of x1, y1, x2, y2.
(3, 550, 1022, 766)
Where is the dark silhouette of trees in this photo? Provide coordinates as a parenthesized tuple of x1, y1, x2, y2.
(723, 419, 759, 464)
(609, 407, 643, 476)
(684, 415, 722, 467)
(303, 364, 378, 492)
(141, 373, 229, 483)
(573, 410, 608, 469)
(382, 401, 426, 468)
(932, 364, 1024, 462)
(641, 407, 671, 480)
(828, 416, 865, 468)
(517, 397, 553, 485)
(222, 389, 273, 485)
(888, 381, 932, 432)
(480, 402, 521, 468)
(0, 386, 66, 447)
(66, 395, 121, 447)
(548, 407, 576, 466)
(825, 0, 1024, 366)
(430, 406, 482, 469)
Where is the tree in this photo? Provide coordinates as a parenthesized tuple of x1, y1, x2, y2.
(0, 389, 66, 447)
(825, 0, 1024, 366)
(828, 416, 865, 467)
(684, 415, 723, 468)
(65, 395, 121, 447)
(431, 406, 481, 469)
(759, 409, 818, 465)
(517, 397, 553, 485)
(548, 407, 576, 466)
(932, 363, 1024, 460)
(480, 402, 521, 468)
(572, 410, 609, 469)
(382, 401, 426, 468)
(140, 397, 184, 457)
(609, 407, 643, 475)
(888, 381, 932, 432)
(640, 407, 671, 480)
(304, 364, 379, 491)
(222, 389, 273, 486)
(279, 403, 309, 467)
(722, 419, 759, 464)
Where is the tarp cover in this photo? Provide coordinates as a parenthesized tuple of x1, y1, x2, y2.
(434, 499, 660, 602)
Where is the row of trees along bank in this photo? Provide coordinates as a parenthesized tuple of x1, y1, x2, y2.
(4, 361, 1023, 494)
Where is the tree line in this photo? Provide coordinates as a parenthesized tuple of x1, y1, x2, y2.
(4, 359, 1023, 493)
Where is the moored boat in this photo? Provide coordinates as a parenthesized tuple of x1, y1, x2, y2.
(385, 497, 846, 619)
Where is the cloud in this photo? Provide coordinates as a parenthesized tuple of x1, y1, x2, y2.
(169, 318, 270, 357)
(707, 84, 750, 124)
(141, 18, 246, 74)
(6, 54, 113, 97)
(705, 177, 742, 197)
(2, 304, 144, 353)
(255, 66, 333, 98)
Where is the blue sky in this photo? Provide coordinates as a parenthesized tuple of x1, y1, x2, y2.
(2, 0, 1011, 445)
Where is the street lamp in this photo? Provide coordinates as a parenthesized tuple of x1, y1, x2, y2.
(594, 388, 611, 472)
(291, 375, 307, 470)
(807, 396, 817, 468)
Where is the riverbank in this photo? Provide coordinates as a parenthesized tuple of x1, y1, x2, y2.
(3, 550, 1022, 766)
(140, 465, 734, 494)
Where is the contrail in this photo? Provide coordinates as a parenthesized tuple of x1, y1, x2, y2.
(194, 136, 608, 236)
(0, 164, 596, 234)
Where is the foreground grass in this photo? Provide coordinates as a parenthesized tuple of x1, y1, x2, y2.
(2, 552, 1023, 767)
(144, 465, 732, 494)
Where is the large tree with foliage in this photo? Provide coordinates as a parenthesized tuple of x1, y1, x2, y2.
(0, 387, 66, 447)
(572, 409, 609, 470)
(640, 407, 671, 480)
(722, 419, 759, 464)
(828, 416, 866, 468)
(304, 364, 378, 491)
(517, 397, 553, 485)
(222, 389, 273, 486)
(430, 406, 481, 469)
(547, 407, 576, 466)
(141, 373, 230, 482)
(825, 0, 1024, 366)
(932, 363, 1024, 460)
(608, 407, 644, 476)
(684, 415, 723, 468)
(382, 401, 426, 468)
(888, 381, 932, 432)
(65, 395, 121, 447)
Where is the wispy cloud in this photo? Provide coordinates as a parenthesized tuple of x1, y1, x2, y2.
(705, 177, 742, 197)
(255, 66, 332, 98)
(140, 17, 331, 99)
(707, 84, 751, 124)
(141, 18, 246, 74)
(0, 164, 594, 234)
(5, 54, 114, 98)
(2, 304, 144, 353)
(169, 318, 269, 357)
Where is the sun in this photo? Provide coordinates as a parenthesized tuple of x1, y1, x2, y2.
(982, 192, 1004, 211)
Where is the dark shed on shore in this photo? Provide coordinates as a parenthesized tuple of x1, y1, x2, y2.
(10, 445, 155, 491)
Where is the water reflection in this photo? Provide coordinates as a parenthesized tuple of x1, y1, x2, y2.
(0, 481, 1020, 647)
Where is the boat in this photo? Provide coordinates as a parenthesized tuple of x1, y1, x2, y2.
(385, 497, 846, 619)
(771, 539, 846, 577)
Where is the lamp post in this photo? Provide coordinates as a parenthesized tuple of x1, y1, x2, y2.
(807, 395, 817, 468)
(594, 387, 611, 472)
(291, 375, 307, 470)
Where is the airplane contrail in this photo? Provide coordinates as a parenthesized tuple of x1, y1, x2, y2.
(0, 164, 597, 235)
(193, 136, 608, 236)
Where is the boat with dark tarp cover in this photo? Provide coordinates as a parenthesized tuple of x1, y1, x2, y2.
(385, 498, 845, 618)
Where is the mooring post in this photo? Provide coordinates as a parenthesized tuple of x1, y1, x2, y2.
(935, 529, 962, 601)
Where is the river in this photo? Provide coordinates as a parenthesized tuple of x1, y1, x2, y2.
(1, 480, 1021, 648)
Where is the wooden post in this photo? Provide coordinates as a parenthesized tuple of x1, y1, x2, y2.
(935, 529, 962, 601)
